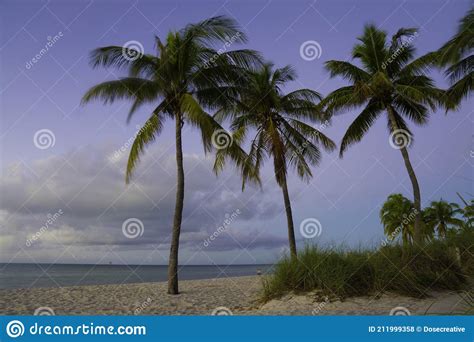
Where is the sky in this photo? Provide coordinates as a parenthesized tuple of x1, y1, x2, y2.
(0, 0, 472, 266)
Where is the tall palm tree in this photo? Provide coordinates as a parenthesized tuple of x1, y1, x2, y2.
(380, 194, 416, 246)
(423, 199, 464, 238)
(215, 63, 336, 257)
(436, 8, 473, 109)
(322, 25, 445, 244)
(82, 16, 261, 294)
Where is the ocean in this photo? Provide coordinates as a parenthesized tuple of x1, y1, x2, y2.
(0, 263, 273, 290)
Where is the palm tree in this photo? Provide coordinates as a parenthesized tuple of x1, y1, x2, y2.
(454, 192, 474, 230)
(380, 194, 416, 246)
(423, 199, 464, 238)
(215, 63, 336, 257)
(82, 16, 262, 294)
(322, 25, 445, 244)
(436, 8, 473, 109)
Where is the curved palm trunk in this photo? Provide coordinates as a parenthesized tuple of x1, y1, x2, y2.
(387, 107, 423, 245)
(399, 146, 422, 244)
(280, 175, 298, 258)
(168, 115, 184, 295)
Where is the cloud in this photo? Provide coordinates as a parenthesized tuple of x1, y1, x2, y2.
(0, 144, 286, 264)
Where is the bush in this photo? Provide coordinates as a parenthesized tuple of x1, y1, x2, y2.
(261, 240, 469, 302)
(446, 228, 474, 274)
(372, 242, 466, 297)
(262, 246, 376, 301)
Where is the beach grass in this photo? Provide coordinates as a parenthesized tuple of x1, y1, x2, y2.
(261, 234, 472, 302)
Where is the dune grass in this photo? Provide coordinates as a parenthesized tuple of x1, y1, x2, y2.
(261, 234, 472, 302)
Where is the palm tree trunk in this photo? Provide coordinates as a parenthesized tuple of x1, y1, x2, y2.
(168, 115, 184, 295)
(402, 230, 410, 258)
(387, 107, 423, 245)
(399, 145, 423, 244)
(280, 175, 298, 258)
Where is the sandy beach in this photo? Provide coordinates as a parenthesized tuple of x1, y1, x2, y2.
(0, 275, 470, 316)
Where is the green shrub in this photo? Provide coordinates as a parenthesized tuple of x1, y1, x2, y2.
(446, 228, 474, 274)
(261, 240, 469, 302)
(262, 246, 376, 301)
(372, 242, 466, 297)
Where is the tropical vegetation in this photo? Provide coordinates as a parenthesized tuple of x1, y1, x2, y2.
(321, 24, 446, 245)
(436, 8, 473, 109)
(214, 63, 335, 257)
(380, 193, 417, 246)
(81, 7, 473, 297)
(263, 190, 473, 301)
(379, 193, 472, 242)
(82, 16, 262, 294)
(424, 199, 464, 238)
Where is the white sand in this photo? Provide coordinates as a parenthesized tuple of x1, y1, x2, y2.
(0, 275, 470, 315)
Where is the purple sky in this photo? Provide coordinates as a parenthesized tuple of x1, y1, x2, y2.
(0, 0, 472, 265)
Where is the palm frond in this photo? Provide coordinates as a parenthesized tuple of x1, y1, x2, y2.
(81, 78, 158, 105)
(390, 28, 418, 47)
(272, 65, 297, 86)
(339, 100, 383, 157)
(446, 73, 473, 109)
(288, 119, 336, 152)
(325, 60, 371, 82)
(126, 111, 165, 183)
(321, 85, 370, 116)
(180, 93, 215, 152)
(437, 8, 474, 65)
(393, 90, 430, 124)
(445, 55, 473, 82)
(183, 15, 248, 46)
(352, 24, 388, 73)
(398, 51, 438, 77)
(89, 46, 158, 75)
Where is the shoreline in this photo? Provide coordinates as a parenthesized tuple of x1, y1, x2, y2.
(0, 273, 270, 291)
(0, 263, 272, 291)
(0, 275, 470, 315)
